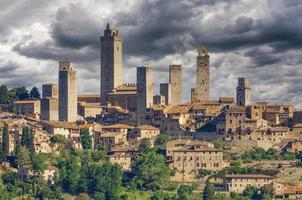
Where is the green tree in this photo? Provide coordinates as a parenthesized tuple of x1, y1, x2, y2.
(1, 123, 9, 161)
(31, 153, 47, 174)
(21, 127, 35, 152)
(87, 162, 123, 199)
(81, 128, 92, 150)
(15, 87, 29, 100)
(16, 146, 31, 167)
(177, 185, 193, 200)
(260, 184, 275, 199)
(138, 138, 151, 153)
(214, 193, 228, 200)
(29, 86, 41, 99)
(50, 134, 67, 150)
(243, 186, 258, 198)
(131, 149, 171, 190)
(203, 182, 215, 200)
(0, 85, 9, 104)
(154, 134, 170, 147)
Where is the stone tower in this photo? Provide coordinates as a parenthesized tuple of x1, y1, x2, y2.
(41, 83, 58, 121)
(58, 61, 77, 122)
(160, 83, 171, 105)
(100, 23, 123, 104)
(136, 66, 154, 124)
(169, 65, 182, 105)
(236, 77, 251, 106)
(196, 47, 210, 101)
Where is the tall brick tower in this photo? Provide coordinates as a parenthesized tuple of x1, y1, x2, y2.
(169, 65, 182, 105)
(136, 66, 154, 124)
(58, 61, 77, 122)
(236, 77, 251, 106)
(100, 23, 123, 104)
(196, 47, 210, 101)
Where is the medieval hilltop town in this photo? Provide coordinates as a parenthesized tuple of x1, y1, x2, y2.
(0, 23, 302, 199)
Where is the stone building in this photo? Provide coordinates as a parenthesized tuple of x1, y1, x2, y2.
(225, 107, 246, 134)
(100, 23, 122, 104)
(107, 84, 137, 112)
(78, 94, 100, 104)
(41, 83, 58, 121)
(196, 47, 210, 101)
(14, 99, 41, 116)
(169, 65, 182, 105)
(166, 140, 228, 179)
(236, 78, 251, 106)
(153, 95, 165, 105)
(58, 61, 77, 122)
(136, 66, 154, 124)
(160, 83, 171, 105)
(224, 174, 274, 194)
(293, 110, 302, 126)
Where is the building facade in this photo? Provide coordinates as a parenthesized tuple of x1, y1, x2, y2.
(100, 23, 123, 104)
(58, 61, 77, 122)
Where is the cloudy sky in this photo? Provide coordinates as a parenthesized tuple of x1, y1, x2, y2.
(1, 0, 302, 107)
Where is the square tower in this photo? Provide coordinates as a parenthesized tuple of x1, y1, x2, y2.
(58, 61, 77, 122)
(169, 65, 182, 105)
(196, 47, 210, 101)
(236, 77, 251, 107)
(100, 23, 123, 104)
(42, 83, 58, 99)
(41, 83, 58, 121)
(136, 66, 154, 124)
(160, 83, 171, 105)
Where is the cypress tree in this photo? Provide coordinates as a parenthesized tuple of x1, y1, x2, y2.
(1, 123, 9, 161)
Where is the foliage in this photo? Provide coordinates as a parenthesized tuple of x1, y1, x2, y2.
(29, 86, 41, 99)
(130, 149, 171, 190)
(1, 123, 9, 161)
(213, 140, 222, 149)
(21, 127, 35, 152)
(0, 85, 9, 104)
(31, 153, 48, 174)
(203, 181, 215, 200)
(177, 185, 194, 200)
(197, 169, 212, 178)
(50, 134, 67, 150)
(154, 134, 170, 147)
(240, 147, 298, 162)
(214, 193, 228, 200)
(15, 146, 31, 167)
(243, 186, 258, 199)
(57, 152, 123, 199)
(139, 138, 151, 153)
(81, 128, 92, 150)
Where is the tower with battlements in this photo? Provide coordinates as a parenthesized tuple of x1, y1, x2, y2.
(236, 77, 251, 106)
(58, 61, 77, 122)
(136, 66, 154, 124)
(100, 23, 123, 104)
(196, 47, 210, 101)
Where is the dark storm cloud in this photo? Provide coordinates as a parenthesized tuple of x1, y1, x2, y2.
(51, 4, 100, 49)
(13, 41, 99, 63)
